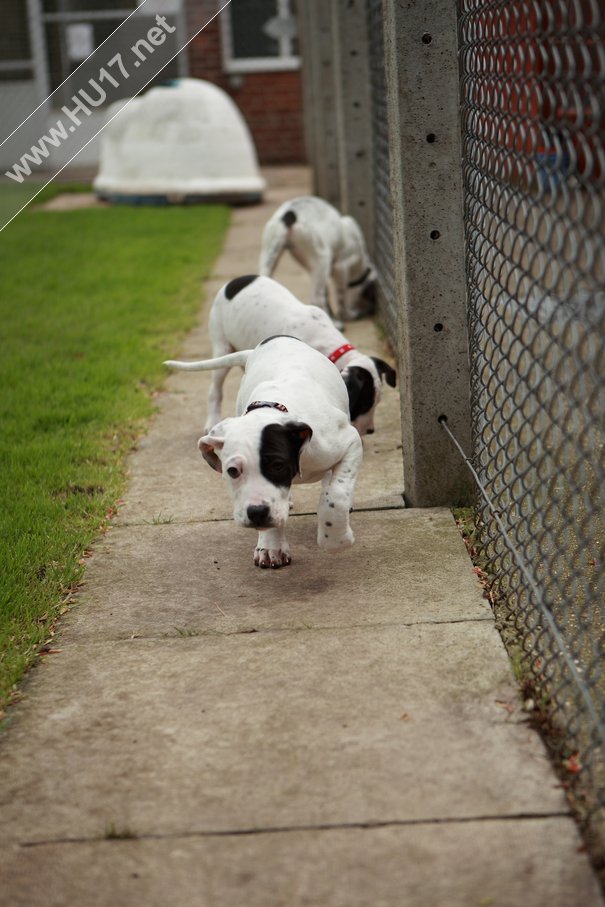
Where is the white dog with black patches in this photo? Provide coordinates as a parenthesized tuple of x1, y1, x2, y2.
(259, 196, 377, 322)
(165, 336, 363, 569)
(196, 274, 396, 436)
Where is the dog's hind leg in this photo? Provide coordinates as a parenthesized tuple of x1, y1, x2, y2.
(309, 250, 333, 313)
(205, 366, 231, 432)
(204, 307, 234, 431)
(259, 221, 286, 276)
(309, 250, 342, 324)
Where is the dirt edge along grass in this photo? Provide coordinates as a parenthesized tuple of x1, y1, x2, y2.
(0, 204, 230, 717)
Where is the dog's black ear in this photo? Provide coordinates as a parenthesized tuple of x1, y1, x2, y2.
(286, 421, 313, 445)
(361, 279, 377, 308)
(343, 367, 375, 422)
(372, 357, 397, 388)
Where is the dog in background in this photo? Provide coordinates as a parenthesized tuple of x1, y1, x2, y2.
(259, 196, 377, 322)
(182, 275, 396, 437)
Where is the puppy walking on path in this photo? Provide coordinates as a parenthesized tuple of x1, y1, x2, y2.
(259, 196, 377, 322)
(165, 336, 363, 569)
(197, 274, 395, 436)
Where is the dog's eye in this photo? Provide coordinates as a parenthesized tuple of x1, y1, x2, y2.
(227, 466, 240, 479)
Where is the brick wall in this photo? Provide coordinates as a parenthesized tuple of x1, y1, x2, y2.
(187, 14, 306, 165)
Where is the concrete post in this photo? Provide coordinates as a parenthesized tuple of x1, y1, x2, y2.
(301, 3, 341, 204)
(331, 0, 374, 242)
(297, 4, 320, 181)
(383, 0, 473, 506)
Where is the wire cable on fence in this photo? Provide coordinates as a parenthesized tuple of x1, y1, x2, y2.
(438, 414, 605, 753)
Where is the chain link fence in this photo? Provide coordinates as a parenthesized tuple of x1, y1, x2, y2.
(458, 0, 605, 861)
(301, 0, 605, 873)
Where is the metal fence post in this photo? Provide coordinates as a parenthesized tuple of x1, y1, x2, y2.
(330, 0, 374, 243)
(383, 0, 472, 506)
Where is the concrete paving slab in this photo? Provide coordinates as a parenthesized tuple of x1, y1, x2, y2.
(0, 625, 566, 845)
(64, 510, 491, 639)
(3, 818, 601, 907)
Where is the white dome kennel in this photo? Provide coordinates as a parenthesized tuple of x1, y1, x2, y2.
(93, 78, 265, 204)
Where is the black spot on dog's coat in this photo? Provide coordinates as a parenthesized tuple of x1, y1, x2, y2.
(282, 210, 297, 228)
(224, 275, 257, 300)
(260, 422, 313, 487)
(361, 279, 378, 309)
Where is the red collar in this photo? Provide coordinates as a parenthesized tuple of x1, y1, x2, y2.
(328, 343, 355, 364)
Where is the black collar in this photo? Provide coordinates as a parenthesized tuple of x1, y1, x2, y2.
(347, 266, 372, 288)
(245, 401, 288, 415)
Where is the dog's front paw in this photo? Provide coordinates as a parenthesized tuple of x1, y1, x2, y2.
(254, 546, 292, 569)
(318, 526, 354, 553)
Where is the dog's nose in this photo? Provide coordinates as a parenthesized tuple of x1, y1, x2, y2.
(247, 504, 271, 526)
(366, 428, 375, 435)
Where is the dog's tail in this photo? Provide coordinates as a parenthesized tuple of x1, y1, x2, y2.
(259, 211, 295, 276)
(164, 350, 251, 371)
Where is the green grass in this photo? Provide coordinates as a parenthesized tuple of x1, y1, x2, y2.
(0, 204, 230, 714)
(34, 182, 94, 205)
(0, 180, 45, 228)
(0, 179, 92, 228)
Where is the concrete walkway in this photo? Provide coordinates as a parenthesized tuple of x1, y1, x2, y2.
(1, 168, 602, 906)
